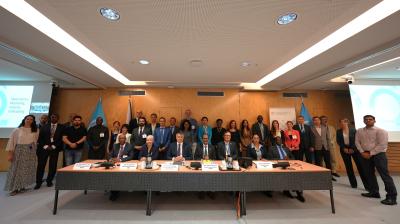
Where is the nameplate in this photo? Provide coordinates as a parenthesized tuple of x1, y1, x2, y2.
(160, 164, 179, 171)
(73, 163, 92, 170)
(201, 164, 219, 172)
(253, 161, 274, 170)
(119, 163, 137, 170)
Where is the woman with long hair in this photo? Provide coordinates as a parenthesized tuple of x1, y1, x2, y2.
(180, 119, 195, 147)
(240, 119, 252, 157)
(269, 120, 285, 146)
(4, 115, 39, 196)
(228, 120, 241, 150)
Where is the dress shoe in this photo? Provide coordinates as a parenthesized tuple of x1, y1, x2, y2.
(332, 177, 337, 181)
(283, 191, 294, 198)
(381, 198, 397, 205)
(34, 184, 41, 190)
(296, 192, 305, 203)
(109, 192, 119, 201)
(47, 182, 53, 187)
(263, 191, 273, 198)
(361, 192, 381, 198)
(198, 192, 206, 200)
(332, 173, 340, 177)
(207, 192, 216, 200)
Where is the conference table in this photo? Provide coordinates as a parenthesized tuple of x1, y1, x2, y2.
(53, 160, 335, 217)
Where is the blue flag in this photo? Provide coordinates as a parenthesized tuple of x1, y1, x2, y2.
(88, 98, 107, 128)
(300, 101, 312, 125)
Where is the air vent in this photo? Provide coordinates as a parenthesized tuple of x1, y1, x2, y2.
(119, 90, 146, 96)
(197, 91, 224, 97)
(282, 92, 307, 98)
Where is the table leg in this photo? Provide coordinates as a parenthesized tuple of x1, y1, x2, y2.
(146, 190, 152, 216)
(242, 191, 247, 216)
(53, 190, 59, 215)
(330, 189, 335, 214)
(84, 190, 87, 195)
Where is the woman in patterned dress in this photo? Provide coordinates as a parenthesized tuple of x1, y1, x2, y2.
(4, 115, 39, 196)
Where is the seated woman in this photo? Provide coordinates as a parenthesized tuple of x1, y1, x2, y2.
(138, 135, 159, 161)
(247, 134, 269, 160)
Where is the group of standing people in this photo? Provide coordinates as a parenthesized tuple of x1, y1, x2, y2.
(3, 109, 397, 205)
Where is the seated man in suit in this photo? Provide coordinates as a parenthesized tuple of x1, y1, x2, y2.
(194, 134, 216, 160)
(216, 131, 238, 160)
(167, 132, 192, 161)
(194, 133, 217, 200)
(138, 135, 159, 160)
(270, 137, 305, 202)
(108, 134, 134, 201)
(154, 117, 171, 159)
(131, 117, 152, 160)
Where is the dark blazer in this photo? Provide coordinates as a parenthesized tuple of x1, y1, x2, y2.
(169, 126, 179, 143)
(247, 144, 270, 160)
(109, 142, 134, 162)
(293, 123, 314, 149)
(128, 117, 140, 134)
(147, 123, 160, 135)
(251, 122, 270, 142)
(269, 130, 285, 146)
(211, 127, 226, 145)
(153, 127, 171, 148)
(37, 123, 64, 152)
(131, 126, 152, 147)
(270, 144, 294, 160)
(138, 144, 159, 160)
(336, 128, 357, 152)
(194, 143, 216, 160)
(167, 142, 192, 160)
(216, 141, 238, 160)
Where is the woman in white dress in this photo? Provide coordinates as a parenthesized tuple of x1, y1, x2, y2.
(4, 115, 39, 196)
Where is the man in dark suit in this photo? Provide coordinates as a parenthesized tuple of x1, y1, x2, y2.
(216, 131, 238, 160)
(109, 135, 134, 162)
(270, 137, 305, 202)
(167, 132, 192, 160)
(108, 134, 133, 201)
(251, 115, 270, 145)
(154, 117, 171, 159)
(211, 118, 226, 146)
(194, 134, 216, 160)
(169, 117, 179, 143)
(293, 115, 315, 163)
(131, 117, 152, 160)
(35, 113, 64, 189)
(147, 113, 160, 134)
(128, 110, 143, 134)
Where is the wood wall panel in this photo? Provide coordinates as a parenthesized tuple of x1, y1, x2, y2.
(1, 88, 399, 173)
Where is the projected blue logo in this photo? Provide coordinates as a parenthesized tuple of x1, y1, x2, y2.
(0, 89, 7, 116)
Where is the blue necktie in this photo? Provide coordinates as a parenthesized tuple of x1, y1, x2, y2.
(278, 145, 286, 160)
(160, 128, 164, 144)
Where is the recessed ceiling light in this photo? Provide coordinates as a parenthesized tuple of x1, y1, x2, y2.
(241, 62, 251, 67)
(189, 60, 203, 67)
(99, 7, 120, 21)
(139, 60, 150, 65)
(277, 13, 297, 25)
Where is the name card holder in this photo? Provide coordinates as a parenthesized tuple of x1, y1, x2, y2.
(201, 163, 219, 172)
(160, 164, 179, 171)
(73, 163, 92, 170)
(120, 163, 137, 170)
(253, 161, 274, 170)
